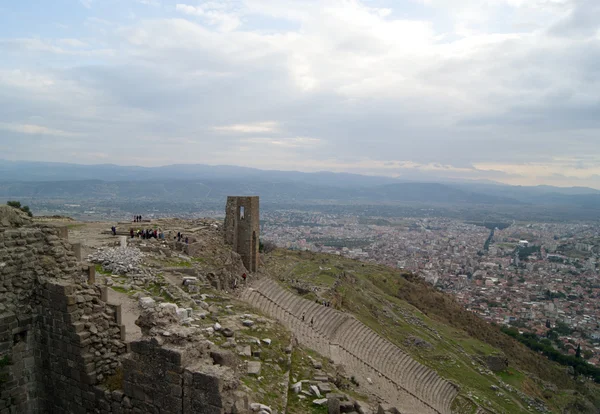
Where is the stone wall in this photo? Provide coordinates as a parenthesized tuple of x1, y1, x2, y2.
(94, 338, 244, 414)
(1, 219, 249, 414)
(224, 197, 259, 273)
(0, 224, 127, 413)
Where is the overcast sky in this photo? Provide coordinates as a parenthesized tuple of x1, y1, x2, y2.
(1, 0, 599, 188)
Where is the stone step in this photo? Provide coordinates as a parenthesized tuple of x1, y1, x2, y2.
(361, 330, 380, 366)
(281, 289, 298, 310)
(312, 306, 331, 335)
(271, 288, 288, 319)
(261, 281, 280, 303)
(409, 362, 428, 394)
(242, 280, 457, 413)
(324, 311, 346, 338)
(417, 368, 435, 401)
(338, 319, 362, 352)
(351, 323, 371, 357)
(372, 336, 390, 369)
(424, 372, 442, 407)
(269, 286, 286, 304)
(387, 347, 405, 378)
(376, 341, 393, 374)
(344, 319, 366, 344)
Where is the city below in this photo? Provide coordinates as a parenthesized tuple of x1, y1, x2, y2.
(262, 211, 600, 366)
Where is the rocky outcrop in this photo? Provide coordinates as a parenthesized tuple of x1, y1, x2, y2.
(0, 205, 32, 227)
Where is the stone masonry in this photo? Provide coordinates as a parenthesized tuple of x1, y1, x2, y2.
(0, 221, 127, 413)
(242, 278, 460, 414)
(0, 208, 247, 414)
(224, 197, 259, 273)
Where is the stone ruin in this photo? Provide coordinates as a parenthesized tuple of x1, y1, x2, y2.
(224, 196, 259, 273)
(0, 207, 248, 414)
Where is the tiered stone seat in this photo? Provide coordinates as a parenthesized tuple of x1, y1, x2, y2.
(244, 279, 458, 414)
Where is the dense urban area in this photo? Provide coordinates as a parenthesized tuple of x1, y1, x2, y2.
(262, 211, 600, 367)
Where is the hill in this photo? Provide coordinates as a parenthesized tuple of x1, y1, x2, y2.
(262, 249, 600, 413)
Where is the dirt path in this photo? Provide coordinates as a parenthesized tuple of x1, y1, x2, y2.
(105, 288, 143, 342)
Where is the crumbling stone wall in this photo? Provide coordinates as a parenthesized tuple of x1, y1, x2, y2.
(0, 224, 126, 413)
(224, 196, 259, 273)
(1, 218, 249, 414)
(93, 338, 245, 414)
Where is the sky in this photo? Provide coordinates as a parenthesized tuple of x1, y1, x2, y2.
(1, 0, 599, 188)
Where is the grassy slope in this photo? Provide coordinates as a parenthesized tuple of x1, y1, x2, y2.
(262, 249, 600, 414)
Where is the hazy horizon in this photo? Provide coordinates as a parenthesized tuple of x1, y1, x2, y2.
(1, 1, 600, 188)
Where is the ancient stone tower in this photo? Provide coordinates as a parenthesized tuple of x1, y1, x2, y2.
(224, 196, 259, 272)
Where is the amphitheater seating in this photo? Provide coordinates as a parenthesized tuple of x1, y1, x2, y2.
(241, 278, 459, 414)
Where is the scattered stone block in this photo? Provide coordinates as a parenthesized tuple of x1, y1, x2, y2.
(211, 350, 238, 368)
(262, 338, 271, 345)
(328, 397, 341, 414)
(310, 385, 322, 397)
(355, 401, 372, 414)
(139, 297, 156, 309)
(318, 382, 333, 393)
(313, 398, 328, 406)
(238, 345, 252, 357)
(247, 361, 261, 376)
(242, 319, 254, 327)
(377, 404, 400, 414)
(291, 382, 302, 394)
(176, 308, 189, 320)
(182, 276, 198, 285)
(340, 400, 355, 412)
(249, 403, 272, 413)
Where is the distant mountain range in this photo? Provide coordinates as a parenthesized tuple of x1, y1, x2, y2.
(0, 160, 598, 211)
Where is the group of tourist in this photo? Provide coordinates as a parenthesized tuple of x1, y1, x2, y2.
(317, 299, 332, 307)
(175, 232, 189, 244)
(130, 228, 164, 240)
(133, 215, 143, 222)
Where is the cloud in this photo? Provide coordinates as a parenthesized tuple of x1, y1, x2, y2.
(241, 137, 321, 147)
(213, 121, 280, 134)
(0, 123, 82, 137)
(176, 3, 241, 32)
(79, 0, 93, 9)
(1, 0, 600, 188)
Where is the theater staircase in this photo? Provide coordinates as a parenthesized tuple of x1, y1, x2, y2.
(241, 277, 459, 414)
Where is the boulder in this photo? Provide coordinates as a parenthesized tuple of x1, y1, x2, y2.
(485, 354, 509, 372)
(210, 350, 238, 368)
(247, 361, 261, 376)
(328, 397, 341, 414)
(377, 404, 400, 414)
(0, 205, 32, 227)
(310, 385, 321, 397)
(139, 297, 156, 309)
(291, 382, 302, 394)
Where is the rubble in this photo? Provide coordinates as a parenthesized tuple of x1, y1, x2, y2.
(88, 246, 145, 274)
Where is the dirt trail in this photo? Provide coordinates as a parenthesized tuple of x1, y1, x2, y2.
(105, 287, 143, 342)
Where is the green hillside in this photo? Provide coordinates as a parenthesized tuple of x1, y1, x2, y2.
(262, 249, 600, 414)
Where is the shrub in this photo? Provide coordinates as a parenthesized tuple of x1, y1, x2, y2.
(6, 200, 33, 217)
